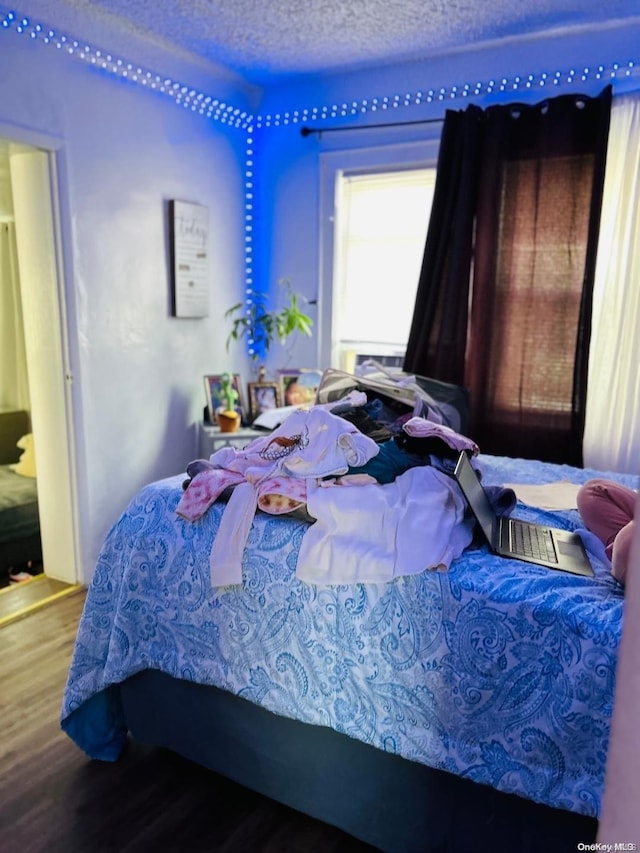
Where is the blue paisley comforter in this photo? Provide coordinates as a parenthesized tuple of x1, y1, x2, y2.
(60, 454, 636, 817)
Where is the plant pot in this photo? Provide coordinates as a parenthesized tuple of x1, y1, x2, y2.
(217, 410, 241, 433)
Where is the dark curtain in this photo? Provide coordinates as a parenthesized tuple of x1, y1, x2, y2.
(403, 106, 483, 383)
(404, 87, 611, 465)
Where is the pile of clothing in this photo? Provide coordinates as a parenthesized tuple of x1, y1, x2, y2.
(177, 388, 492, 586)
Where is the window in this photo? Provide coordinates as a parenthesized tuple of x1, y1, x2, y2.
(332, 168, 435, 371)
(318, 139, 440, 371)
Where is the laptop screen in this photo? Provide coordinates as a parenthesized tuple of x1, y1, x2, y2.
(453, 452, 500, 549)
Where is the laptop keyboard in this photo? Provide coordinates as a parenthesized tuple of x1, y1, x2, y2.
(509, 520, 558, 563)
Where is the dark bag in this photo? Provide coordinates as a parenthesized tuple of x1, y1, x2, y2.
(315, 363, 469, 433)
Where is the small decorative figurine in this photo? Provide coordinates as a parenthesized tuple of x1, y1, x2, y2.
(217, 372, 240, 432)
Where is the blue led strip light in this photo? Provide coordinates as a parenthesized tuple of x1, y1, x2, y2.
(1, 8, 254, 129)
(255, 63, 638, 127)
(2, 7, 638, 130)
(243, 127, 258, 359)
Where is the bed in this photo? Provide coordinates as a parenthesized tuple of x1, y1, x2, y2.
(60, 403, 635, 852)
(0, 409, 42, 580)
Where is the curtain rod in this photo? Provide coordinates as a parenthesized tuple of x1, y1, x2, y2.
(299, 84, 617, 136)
(300, 116, 444, 137)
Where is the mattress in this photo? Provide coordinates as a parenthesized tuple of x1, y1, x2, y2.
(0, 465, 40, 542)
(60, 453, 635, 818)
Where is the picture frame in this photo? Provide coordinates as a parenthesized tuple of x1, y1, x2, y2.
(169, 200, 210, 318)
(278, 369, 324, 407)
(203, 374, 245, 423)
(248, 381, 281, 421)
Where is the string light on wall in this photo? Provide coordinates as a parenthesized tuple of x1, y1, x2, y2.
(256, 60, 637, 127)
(2, 6, 638, 132)
(1, 8, 254, 128)
(243, 130, 257, 359)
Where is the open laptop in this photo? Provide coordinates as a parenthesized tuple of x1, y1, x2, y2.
(453, 451, 594, 577)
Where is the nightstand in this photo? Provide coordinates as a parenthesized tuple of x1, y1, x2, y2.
(197, 422, 265, 458)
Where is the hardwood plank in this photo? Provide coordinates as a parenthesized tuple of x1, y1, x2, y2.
(0, 593, 375, 852)
(0, 574, 82, 626)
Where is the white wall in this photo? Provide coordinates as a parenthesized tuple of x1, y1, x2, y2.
(0, 13, 254, 581)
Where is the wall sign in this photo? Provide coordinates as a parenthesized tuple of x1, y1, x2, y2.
(169, 199, 210, 318)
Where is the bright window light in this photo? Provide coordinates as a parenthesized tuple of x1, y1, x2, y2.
(333, 168, 436, 369)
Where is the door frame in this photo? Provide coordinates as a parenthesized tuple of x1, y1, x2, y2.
(1, 123, 80, 585)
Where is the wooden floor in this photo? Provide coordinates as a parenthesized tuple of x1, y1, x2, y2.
(0, 573, 81, 626)
(0, 592, 376, 853)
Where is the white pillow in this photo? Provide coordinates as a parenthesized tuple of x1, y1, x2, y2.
(10, 433, 36, 478)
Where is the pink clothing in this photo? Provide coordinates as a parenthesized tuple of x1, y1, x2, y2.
(176, 408, 380, 586)
(177, 407, 379, 522)
(257, 476, 308, 514)
(577, 479, 637, 585)
(401, 417, 479, 453)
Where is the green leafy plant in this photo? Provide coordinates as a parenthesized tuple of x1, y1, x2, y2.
(225, 279, 313, 362)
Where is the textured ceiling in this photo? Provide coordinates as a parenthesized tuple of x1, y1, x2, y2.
(16, 0, 640, 85)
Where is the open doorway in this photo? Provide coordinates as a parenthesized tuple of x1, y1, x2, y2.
(0, 134, 79, 612)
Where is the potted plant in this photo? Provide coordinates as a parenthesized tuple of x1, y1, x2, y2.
(225, 278, 313, 371)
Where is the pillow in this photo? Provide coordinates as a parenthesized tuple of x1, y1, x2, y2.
(10, 433, 36, 478)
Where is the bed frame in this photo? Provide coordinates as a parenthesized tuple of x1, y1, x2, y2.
(120, 671, 597, 853)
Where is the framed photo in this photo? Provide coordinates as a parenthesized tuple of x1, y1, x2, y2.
(248, 382, 281, 421)
(203, 374, 245, 422)
(278, 369, 324, 407)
